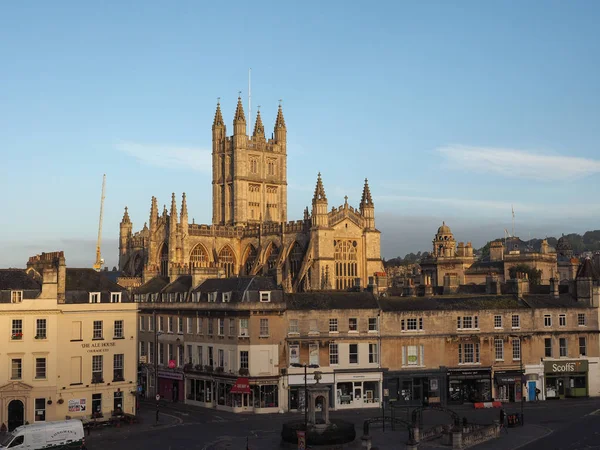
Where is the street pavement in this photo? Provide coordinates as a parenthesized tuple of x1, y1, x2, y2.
(84, 398, 600, 449)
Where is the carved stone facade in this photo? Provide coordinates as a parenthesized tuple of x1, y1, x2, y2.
(119, 98, 384, 291)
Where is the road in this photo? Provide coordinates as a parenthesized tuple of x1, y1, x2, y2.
(86, 399, 600, 449)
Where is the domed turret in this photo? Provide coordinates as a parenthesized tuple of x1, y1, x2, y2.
(557, 234, 573, 257)
(432, 222, 456, 257)
(437, 221, 452, 235)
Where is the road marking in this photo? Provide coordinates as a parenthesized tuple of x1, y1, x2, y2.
(588, 409, 600, 416)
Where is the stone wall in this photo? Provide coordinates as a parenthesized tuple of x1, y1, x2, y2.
(460, 423, 500, 448)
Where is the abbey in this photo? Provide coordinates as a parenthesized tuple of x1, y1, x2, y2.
(118, 97, 384, 292)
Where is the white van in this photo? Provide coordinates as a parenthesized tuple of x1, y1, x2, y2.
(0, 420, 85, 449)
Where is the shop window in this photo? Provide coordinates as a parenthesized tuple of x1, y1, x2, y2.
(511, 315, 520, 328)
(544, 338, 552, 357)
(11, 358, 22, 379)
(559, 314, 566, 327)
(36, 319, 47, 339)
(348, 318, 358, 332)
(35, 357, 46, 379)
(259, 319, 269, 337)
(329, 318, 338, 332)
(512, 339, 521, 361)
(92, 393, 102, 415)
(349, 344, 359, 364)
(544, 315, 552, 327)
(289, 319, 299, 334)
(240, 351, 249, 369)
(369, 343, 378, 364)
(329, 343, 339, 365)
(368, 317, 378, 332)
(559, 338, 568, 357)
(309, 343, 319, 366)
(253, 384, 278, 408)
(114, 391, 123, 412)
(578, 313, 586, 326)
(494, 315, 502, 329)
(579, 337, 587, 356)
(35, 398, 46, 422)
(494, 338, 504, 361)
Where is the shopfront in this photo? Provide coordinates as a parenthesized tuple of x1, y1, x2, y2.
(544, 360, 589, 399)
(288, 373, 334, 412)
(447, 368, 492, 404)
(493, 370, 523, 402)
(157, 370, 184, 402)
(384, 369, 447, 407)
(186, 376, 214, 408)
(334, 371, 382, 410)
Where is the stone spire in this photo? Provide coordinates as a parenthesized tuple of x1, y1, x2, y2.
(162, 204, 168, 218)
(313, 173, 327, 203)
(170, 193, 178, 224)
(212, 99, 224, 128)
(360, 178, 373, 207)
(275, 103, 286, 130)
(234, 95, 246, 123)
(180, 192, 188, 222)
(274, 101, 286, 144)
(253, 109, 265, 138)
(121, 206, 131, 224)
(150, 196, 158, 228)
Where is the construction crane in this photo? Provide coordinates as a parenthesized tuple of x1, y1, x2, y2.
(93, 174, 106, 271)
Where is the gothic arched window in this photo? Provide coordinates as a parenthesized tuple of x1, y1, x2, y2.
(190, 244, 209, 268)
(334, 240, 358, 290)
(243, 245, 257, 275)
(159, 243, 169, 277)
(265, 243, 280, 270)
(289, 242, 304, 281)
(218, 246, 236, 277)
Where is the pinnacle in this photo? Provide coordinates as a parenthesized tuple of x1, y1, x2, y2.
(253, 109, 265, 137)
(121, 206, 131, 224)
(181, 192, 188, 218)
(213, 99, 224, 127)
(275, 103, 286, 129)
(234, 95, 246, 123)
(360, 178, 373, 206)
(313, 172, 327, 202)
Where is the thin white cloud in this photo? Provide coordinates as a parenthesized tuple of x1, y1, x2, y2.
(437, 145, 600, 180)
(116, 141, 211, 172)
(377, 194, 528, 212)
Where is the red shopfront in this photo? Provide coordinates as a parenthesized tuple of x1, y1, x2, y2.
(158, 370, 184, 402)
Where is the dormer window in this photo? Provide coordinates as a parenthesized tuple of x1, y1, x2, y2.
(110, 292, 122, 303)
(11, 291, 23, 303)
(260, 291, 271, 303)
(222, 292, 231, 303)
(208, 292, 218, 303)
(89, 293, 100, 304)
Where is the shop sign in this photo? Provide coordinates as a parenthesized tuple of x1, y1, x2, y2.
(430, 379, 439, 391)
(81, 341, 116, 353)
(168, 360, 176, 369)
(288, 373, 335, 385)
(544, 360, 588, 374)
(495, 375, 520, 384)
(230, 377, 251, 394)
(68, 398, 87, 413)
(157, 370, 184, 381)
(297, 430, 306, 450)
(448, 368, 490, 377)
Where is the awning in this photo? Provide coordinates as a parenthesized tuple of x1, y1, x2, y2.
(230, 377, 251, 394)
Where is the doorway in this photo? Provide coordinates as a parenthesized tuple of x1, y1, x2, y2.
(172, 381, 179, 402)
(8, 399, 24, 431)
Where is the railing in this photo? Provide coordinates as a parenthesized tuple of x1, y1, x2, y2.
(461, 423, 500, 448)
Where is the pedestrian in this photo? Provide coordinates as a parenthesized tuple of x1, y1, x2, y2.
(535, 387, 541, 401)
(499, 408, 508, 434)
(155, 408, 159, 425)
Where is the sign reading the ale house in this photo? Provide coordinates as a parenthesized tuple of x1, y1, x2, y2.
(544, 360, 588, 374)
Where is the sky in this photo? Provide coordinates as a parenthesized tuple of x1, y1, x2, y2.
(1, 1, 599, 268)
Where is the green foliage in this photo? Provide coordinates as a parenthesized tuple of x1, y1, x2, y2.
(508, 264, 542, 285)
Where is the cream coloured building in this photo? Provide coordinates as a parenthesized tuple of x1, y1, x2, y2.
(0, 251, 137, 431)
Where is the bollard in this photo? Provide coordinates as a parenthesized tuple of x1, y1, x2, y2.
(452, 430, 463, 450)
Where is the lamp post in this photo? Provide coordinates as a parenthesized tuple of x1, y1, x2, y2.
(304, 364, 308, 431)
(520, 357, 524, 426)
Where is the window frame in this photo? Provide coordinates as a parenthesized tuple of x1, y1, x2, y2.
(511, 314, 520, 329)
(494, 338, 504, 361)
(559, 314, 566, 327)
(259, 291, 271, 303)
(11, 290, 23, 304)
(110, 292, 121, 303)
(239, 319, 249, 337)
(36, 319, 47, 339)
(493, 315, 502, 329)
(368, 317, 378, 332)
(113, 354, 124, 381)
(368, 343, 378, 364)
(348, 343, 359, 364)
(329, 318, 338, 333)
(579, 337, 587, 356)
(113, 320, 124, 339)
(577, 313, 586, 327)
(544, 315, 552, 327)
(544, 338, 552, 358)
(512, 338, 521, 361)
(559, 337, 568, 357)
(329, 342, 339, 365)
(89, 292, 101, 304)
(11, 358, 22, 380)
(92, 355, 103, 383)
(259, 318, 269, 337)
(93, 320, 103, 340)
(348, 318, 358, 332)
(289, 319, 299, 334)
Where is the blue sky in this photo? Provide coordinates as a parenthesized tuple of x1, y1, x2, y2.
(1, 1, 599, 268)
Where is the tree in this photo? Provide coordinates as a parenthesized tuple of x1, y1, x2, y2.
(508, 264, 542, 285)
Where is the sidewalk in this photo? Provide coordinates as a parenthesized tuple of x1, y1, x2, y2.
(470, 424, 552, 450)
(84, 404, 182, 445)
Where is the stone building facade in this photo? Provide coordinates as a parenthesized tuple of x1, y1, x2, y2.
(0, 252, 137, 430)
(118, 97, 384, 293)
